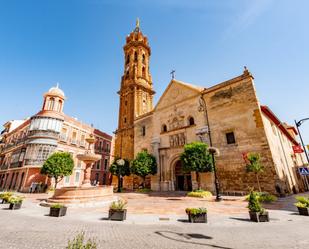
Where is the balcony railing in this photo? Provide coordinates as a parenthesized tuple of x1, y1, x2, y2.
(59, 134, 68, 142)
(10, 161, 23, 168)
(24, 159, 45, 166)
(71, 139, 77, 145)
(80, 141, 86, 147)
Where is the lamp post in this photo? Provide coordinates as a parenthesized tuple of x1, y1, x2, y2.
(198, 95, 222, 201)
(295, 118, 309, 163)
(116, 158, 125, 193)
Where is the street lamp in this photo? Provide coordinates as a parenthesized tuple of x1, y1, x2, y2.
(295, 118, 309, 163)
(116, 158, 125, 193)
(198, 95, 222, 201)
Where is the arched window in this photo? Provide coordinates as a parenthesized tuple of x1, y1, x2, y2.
(49, 98, 55, 110)
(188, 116, 195, 126)
(142, 66, 146, 78)
(134, 51, 138, 62)
(126, 55, 130, 65)
(162, 124, 167, 133)
(142, 54, 146, 63)
(58, 100, 62, 112)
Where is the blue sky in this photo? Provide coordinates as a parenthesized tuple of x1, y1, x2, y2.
(0, 0, 309, 145)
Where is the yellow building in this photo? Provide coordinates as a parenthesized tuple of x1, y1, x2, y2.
(114, 21, 308, 195)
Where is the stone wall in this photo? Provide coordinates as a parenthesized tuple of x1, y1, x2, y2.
(203, 73, 278, 194)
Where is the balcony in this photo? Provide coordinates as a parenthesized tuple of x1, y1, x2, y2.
(71, 139, 77, 145)
(28, 130, 59, 139)
(24, 159, 45, 166)
(80, 141, 86, 147)
(59, 134, 68, 142)
(10, 161, 23, 168)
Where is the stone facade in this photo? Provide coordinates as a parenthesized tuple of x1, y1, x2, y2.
(114, 23, 308, 195)
(0, 85, 112, 192)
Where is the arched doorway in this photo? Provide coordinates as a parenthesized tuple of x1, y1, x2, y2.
(174, 160, 192, 191)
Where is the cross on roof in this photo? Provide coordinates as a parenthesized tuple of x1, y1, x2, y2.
(170, 70, 176, 79)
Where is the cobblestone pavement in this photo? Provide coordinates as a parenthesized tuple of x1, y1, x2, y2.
(0, 192, 309, 249)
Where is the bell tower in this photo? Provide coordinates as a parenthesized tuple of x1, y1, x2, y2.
(114, 19, 155, 160)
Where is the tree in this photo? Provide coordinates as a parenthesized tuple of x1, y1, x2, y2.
(41, 152, 74, 189)
(246, 152, 264, 192)
(180, 142, 213, 189)
(131, 150, 157, 188)
(109, 158, 131, 192)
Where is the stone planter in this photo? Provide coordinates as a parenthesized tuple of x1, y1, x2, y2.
(109, 209, 127, 221)
(249, 211, 269, 222)
(297, 207, 309, 216)
(9, 202, 22, 210)
(188, 213, 207, 223)
(49, 206, 67, 217)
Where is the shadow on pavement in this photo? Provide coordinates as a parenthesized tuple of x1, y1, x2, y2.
(155, 231, 233, 249)
(229, 217, 251, 222)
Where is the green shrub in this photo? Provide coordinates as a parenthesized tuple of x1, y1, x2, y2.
(136, 188, 152, 193)
(295, 196, 309, 208)
(245, 192, 277, 203)
(247, 191, 264, 213)
(8, 196, 24, 204)
(187, 190, 212, 198)
(0, 192, 13, 202)
(109, 199, 127, 211)
(185, 207, 207, 216)
(258, 192, 277, 203)
(66, 232, 97, 249)
(51, 203, 65, 209)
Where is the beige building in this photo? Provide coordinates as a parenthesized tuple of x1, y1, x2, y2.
(114, 22, 308, 195)
(0, 85, 112, 192)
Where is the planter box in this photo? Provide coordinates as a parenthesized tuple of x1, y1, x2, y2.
(188, 213, 207, 223)
(249, 211, 269, 222)
(297, 207, 309, 216)
(9, 202, 22, 210)
(109, 209, 127, 221)
(49, 207, 67, 217)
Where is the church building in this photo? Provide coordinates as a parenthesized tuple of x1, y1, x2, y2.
(114, 21, 308, 195)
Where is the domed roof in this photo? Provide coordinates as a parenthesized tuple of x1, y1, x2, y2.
(47, 83, 65, 98)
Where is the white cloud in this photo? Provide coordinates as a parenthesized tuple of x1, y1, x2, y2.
(223, 0, 274, 39)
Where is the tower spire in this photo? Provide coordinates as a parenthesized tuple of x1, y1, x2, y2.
(134, 17, 140, 32)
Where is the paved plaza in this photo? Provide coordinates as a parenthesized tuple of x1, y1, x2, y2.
(0, 192, 309, 249)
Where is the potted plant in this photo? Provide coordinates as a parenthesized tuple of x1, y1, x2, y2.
(247, 191, 269, 222)
(0, 192, 13, 204)
(49, 203, 67, 217)
(185, 207, 208, 223)
(8, 196, 24, 210)
(295, 196, 309, 216)
(109, 199, 127, 221)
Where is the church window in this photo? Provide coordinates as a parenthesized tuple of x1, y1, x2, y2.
(142, 126, 146, 136)
(226, 132, 236, 144)
(142, 66, 146, 78)
(124, 100, 127, 106)
(188, 116, 195, 126)
(134, 51, 138, 62)
(162, 124, 167, 133)
(124, 117, 127, 123)
(126, 55, 130, 65)
(142, 54, 145, 63)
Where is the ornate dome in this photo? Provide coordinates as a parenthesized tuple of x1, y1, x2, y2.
(47, 83, 65, 98)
